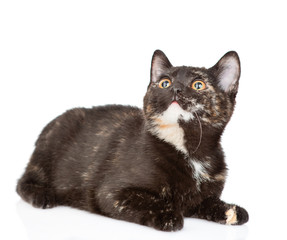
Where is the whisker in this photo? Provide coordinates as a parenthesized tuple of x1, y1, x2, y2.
(192, 111, 202, 154)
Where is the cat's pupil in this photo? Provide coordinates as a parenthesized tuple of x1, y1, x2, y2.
(194, 82, 203, 89)
(162, 81, 169, 88)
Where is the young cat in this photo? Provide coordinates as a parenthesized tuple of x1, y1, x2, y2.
(17, 50, 248, 231)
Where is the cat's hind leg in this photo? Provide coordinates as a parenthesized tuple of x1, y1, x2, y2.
(185, 196, 249, 225)
(17, 108, 86, 209)
(16, 150, 56, 209)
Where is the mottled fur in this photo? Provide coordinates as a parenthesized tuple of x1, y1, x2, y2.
(17, 50, 248, 231)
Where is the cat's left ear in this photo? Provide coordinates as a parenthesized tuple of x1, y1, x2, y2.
(210, 51, 241, 94)
(150, 50, 173, 83)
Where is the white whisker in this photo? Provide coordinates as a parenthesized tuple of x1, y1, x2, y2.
(192, 111, 202, 154)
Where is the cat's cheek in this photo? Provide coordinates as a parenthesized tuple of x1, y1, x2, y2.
(145, 104, 154, 115)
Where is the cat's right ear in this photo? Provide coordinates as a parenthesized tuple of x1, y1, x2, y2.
(210, 51, 241, 95)
(150, 50, 172, 83)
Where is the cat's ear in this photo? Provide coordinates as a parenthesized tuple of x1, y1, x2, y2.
(151, 50, 172, 83)
(210, 51, 241, 94)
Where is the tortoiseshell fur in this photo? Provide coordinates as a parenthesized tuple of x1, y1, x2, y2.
(17, 50, 248, 231)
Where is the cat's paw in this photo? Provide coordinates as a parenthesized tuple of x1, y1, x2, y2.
(225, 205, 249, 225)
(149, 212, 184, 231)
(17, 183, 56, 209)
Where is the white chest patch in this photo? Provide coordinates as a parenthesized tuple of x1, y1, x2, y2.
(189, 159, 211, 190)
(150, 103, 194, 154)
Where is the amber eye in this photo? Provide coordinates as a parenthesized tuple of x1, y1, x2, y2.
(159, 79, 172, 89)
(192, 80, 206, 90)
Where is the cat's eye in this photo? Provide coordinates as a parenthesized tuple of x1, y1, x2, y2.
(191, 80, 206, 91)
(159, 79, 172, 89)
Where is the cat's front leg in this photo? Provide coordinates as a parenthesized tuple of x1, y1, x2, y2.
(103, 187, 184, 231)
(185, 196, 249, 225)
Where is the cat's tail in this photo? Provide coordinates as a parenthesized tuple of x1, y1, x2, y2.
(16, 149, 57, 209)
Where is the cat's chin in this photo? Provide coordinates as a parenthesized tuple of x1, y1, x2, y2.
(163, 101, 194, 123)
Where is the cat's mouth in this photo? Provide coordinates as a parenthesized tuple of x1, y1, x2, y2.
(172, 94, 186, 107)
(170, 98, 188, 110)
(171, 95, 203, 113)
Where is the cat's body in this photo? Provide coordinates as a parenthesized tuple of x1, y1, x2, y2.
(17, 50, 248, 231)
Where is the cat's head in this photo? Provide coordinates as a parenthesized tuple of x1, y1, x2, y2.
(144, 50, 241, 130)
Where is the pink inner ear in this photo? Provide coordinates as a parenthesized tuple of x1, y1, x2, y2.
(218, 57, 240, 92)
(151, 50, 172, 83)
(152, 59, 167, 83)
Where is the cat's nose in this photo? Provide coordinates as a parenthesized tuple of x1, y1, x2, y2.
(172, 86, 182, 94)
(172, 82, 184, 94)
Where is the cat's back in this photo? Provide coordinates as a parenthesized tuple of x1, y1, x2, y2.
(87, 104, 143, 127)
(85, 105, 144, 137)
(36, 104, 144, 149)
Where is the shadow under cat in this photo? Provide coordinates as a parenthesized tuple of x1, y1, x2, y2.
(16, 200, 249, 240)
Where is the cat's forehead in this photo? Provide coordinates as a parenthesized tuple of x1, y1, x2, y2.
(170, 66, 209, 81)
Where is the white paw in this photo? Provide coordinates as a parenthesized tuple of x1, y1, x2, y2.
(225, 206, 238, 225)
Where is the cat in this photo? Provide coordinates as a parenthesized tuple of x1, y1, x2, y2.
(16, 50, 249, 231)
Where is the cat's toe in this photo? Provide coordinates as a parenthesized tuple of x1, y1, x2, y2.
(225, 205, 249, 225)
(235, 205, 249, 225)
(150, 212, 184, 231)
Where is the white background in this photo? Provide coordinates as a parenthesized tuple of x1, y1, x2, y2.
(1, 0, 286, 239)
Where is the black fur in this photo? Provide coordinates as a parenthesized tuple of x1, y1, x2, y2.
(17, 50, 248, 231)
